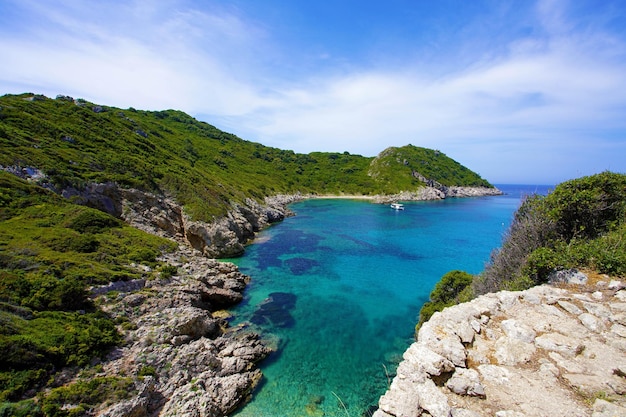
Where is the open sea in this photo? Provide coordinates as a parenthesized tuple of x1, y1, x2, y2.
(228, 184, 552, 417)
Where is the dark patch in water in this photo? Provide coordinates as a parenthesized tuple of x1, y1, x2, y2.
(394, 251, 423, 261)
(284, 257, 320, 275)
(251, 292, 297, 328)
(338, 233, 377, 251)
(253, 230, 324, 272)
(279, 229, 323, 254)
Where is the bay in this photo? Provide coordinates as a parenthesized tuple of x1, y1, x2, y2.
(228, 184, 552, 417)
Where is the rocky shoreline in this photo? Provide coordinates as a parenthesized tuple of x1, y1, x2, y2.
(373, 274, 626, 417)
(110, 184, 501, 258)
(372, 186, 502, 204)
(93, 246, 271, 417)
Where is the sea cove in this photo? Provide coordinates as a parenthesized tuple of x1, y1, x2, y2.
(229, 185, 552, 417)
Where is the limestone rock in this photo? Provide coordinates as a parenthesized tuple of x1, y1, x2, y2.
(494, 336, 536, 365)
(592, 399, 626, 417)
(57, 181, 301, 258)
(403, 343, 455, 376)
(416, 378, 451, 417)
(548, 268, 588, 285)
(500, 319, 536, 343)
(373, 282, 626, 417)
(446, 368, 485, 397)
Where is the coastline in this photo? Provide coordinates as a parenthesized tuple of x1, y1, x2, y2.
(311, 194, 378, 200)
(306, 186, 503, 204)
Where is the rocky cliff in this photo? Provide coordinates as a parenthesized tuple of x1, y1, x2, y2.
(374, 274, 626, 417)
(58, 179, 302, 258)
(92, 246, 270, 417)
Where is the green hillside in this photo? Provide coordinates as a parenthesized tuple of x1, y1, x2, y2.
(0, 93, 493, 221)
(418, 171, 626, 327)
(367, 145, 491, 189)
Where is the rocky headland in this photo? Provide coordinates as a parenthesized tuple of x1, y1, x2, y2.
(373, 273, 626, 417)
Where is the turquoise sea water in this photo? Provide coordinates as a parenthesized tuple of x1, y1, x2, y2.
(229, 185, 552, 417)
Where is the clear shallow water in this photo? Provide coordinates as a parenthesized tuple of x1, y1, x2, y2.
(228, 185, 552, 417)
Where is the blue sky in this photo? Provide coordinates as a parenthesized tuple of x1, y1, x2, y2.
(1, 0, 625, 184)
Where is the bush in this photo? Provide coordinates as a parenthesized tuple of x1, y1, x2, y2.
(128, 248, 158, 264)
(544, 171, 626, 240)
(474, 172, 626, 295)
(66, 210, 120, 234)
(522, 247, 562, 285)
(474, 194, 555, 294)
(159, 264, 178, 279)
(417, 270, 473, 328)
(0, 400, 42, 417)
(39, 377, 134, 417)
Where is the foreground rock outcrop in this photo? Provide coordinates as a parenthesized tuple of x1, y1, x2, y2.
(94, 247, 271, 417)
(374, 277, 626, 417)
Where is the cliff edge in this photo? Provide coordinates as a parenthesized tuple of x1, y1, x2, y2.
(374, 276, 626, 417)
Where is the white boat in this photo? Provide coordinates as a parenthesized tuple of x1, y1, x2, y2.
(390, 203, 404, 210)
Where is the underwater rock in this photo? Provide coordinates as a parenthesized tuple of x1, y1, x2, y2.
(285, 257, 320, 275)
(251, 292, 297, 328)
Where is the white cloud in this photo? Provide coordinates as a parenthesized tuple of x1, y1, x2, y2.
(0, 0, 272, 113)
(0, 0, 624, 183)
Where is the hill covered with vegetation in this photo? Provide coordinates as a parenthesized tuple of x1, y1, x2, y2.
(0, 93, 494, 221)
(418, 171, 626, 326)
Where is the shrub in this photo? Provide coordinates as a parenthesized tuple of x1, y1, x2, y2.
(474, 172, 626, 295)
(66, 210, 121, 234)
(474, 193, 554, 294)
(522, 247, 562, 285)
(543, 171, 626, 241)
(159, 264, 178, 279)
(0, 400, 42, 417)
(128, 248, 158, 264)
(417, 270, 473, 328)
(137, 365, 157, 378)
(39, 377, 134, 417)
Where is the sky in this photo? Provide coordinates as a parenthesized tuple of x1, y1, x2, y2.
(1, 0, 626, 184)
